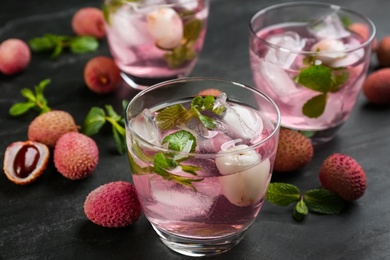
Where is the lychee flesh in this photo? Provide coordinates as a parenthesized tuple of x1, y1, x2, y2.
(319, 153, 367, 202)
(28, 110, 79, 148)
(376, 36, 390, 67)
(3, 141, 49, 185)
(273, 129, 314, 172)
(0, 39, 31, 75)
(54, 132, 99, 180)
(84, 181, 142, 227)
(72, 7, 106, 39)
(84, 56, 121, 94)
(363, 68, 390, 105)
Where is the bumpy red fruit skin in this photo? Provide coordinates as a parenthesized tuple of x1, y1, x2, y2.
(84, 181, 142, 227)
(54, 132, 99, 180)
(319, 154, 367, 202)
(273, 129, 314, 172)
(84, 56, 121, 94)
(0, 39, 31, 75)
(72, 7, 106, 39)
(376, 37, 390, 67)
(363, 68, 390, 105)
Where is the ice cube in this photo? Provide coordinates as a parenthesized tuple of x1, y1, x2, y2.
(130, 108, 161, 145)
(265, 31, 306, 68)
(197, 133, 233, 153)
(308, 12, 351, 40)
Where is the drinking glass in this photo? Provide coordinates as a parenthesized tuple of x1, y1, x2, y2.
(103, 0, 209, 90)
(249, 2, 375, 145)
(125, 77, 280, 257)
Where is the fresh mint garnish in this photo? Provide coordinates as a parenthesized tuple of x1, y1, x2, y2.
(29, 34, 99, 59)
(162, 130, 197, 153)
(9, 79, 51, 116)
(266, 182, 345, 221)
(295, 63, 349, 118)
(82, 100, 128, 155)
(156, 95, 224, 130)
(102, 0, 138, 25)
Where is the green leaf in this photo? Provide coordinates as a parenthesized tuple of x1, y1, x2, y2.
(20, 88, 36, 102)
(69, 36, 99, 54)
(131, 139, 154, 163)
(266, 183, 301, 206)
(341, 16, 352, 28)
(183, 19, 202, 42)
(302, 93, 328, 118)
(9, 102, 36, 116)
(164, 45, 196, 69)
(162, 130, 197, 153)
(180, 164, 201, 175)
(112, 124, 127, 155)
(304, 189, 345, 215)
(128, 151, 152, 175)
(296, 65, 332, 93)
(51, 45, 63, 59)
(29, 36, 56, 51)
(153, 152, 179, 178)
(156, 104, 189, 130)
(293, 199, 308, 221)
(330, 69, 349, 92)
(82, 107, 106, 136)
(105, 105, 121, 121)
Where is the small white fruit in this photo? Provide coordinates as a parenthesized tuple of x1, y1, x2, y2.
(216, 145, 271, 207)
(147, 7, 183, 49)
(311, 38, 347, 66)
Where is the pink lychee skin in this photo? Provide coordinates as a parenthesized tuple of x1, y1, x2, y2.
(0, 39, 31, 75)
(72, 7, 106, 39)
(54, 132, 99, 180)
(84, 181, 142, 228)
(319, 154, 367, 202)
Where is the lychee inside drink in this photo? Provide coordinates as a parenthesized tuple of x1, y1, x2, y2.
(127, 96, 278, 239)
(250, 19, 371, 133)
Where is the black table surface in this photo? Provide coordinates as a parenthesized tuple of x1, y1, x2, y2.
(1, 0, 389, 259)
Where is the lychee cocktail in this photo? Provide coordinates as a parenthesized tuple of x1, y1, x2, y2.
(125, 78, 280, 257)
(249, 2, 375, 144)
(103, 0, 209, 89)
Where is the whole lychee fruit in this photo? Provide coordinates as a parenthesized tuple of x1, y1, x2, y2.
(54, 132, 99, 180)
(28, 110, 79, 148)
(84, 56, 121, 94)
(319, 154, 367, 202)
(84, 181, 142, 227)
(3, 141, 49, 185)
(71, 7, 106, 39)
(0, 39, 31, 75)
(348, 23, 377, 52)
(273, 129, 314, 172)
(363, 68, 390, 105)
(198, 88, 222, 97)
(376, 36, 390, 67)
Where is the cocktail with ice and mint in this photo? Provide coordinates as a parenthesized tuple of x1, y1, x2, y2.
(249, 2, 375, 144)
(103, 0, 209, 89)
(125, 78, 280, 257)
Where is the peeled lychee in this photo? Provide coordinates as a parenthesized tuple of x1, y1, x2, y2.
(84, 56, 121, 94)
(54, 132, 99, 180)
(3, 141, 49, 185)
(273, 129, 314, 172)
(376, 36, 390, 67)
(363, 68, 390, 105)
(71, 7, 106, 39)
(28, 110, 78, 148)
(319, 153, 367, 202)
(84, 181, 142, 227)
(0, 39, 31, 75)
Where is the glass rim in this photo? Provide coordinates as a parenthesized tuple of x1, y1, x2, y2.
(104, 0, 205, 9)
(249, 1, 377, 55)
(125, 77, 281, 159)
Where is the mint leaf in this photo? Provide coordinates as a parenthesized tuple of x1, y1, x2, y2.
(20, 88, 36, 101)
(330, 69, 349, 92)
(29, 35, 56, 51)
(69, 36, 99, 54)
(266, 183, 301, 206)
(302, 93, 328, 118)
(183, 19, 202, 42)
(162, 130, 197, 153)
(153, 152, 179, 178)
(105, 105, 121, 121)
(156, 104, 189, 130)
(180, 164, 201, 175)
(293, 199, 308, 221)
(164, 45, 196, 69)
(112, 124, 127, 155)
(296, 65, 332, 93)
(128, 151, 152, 175)
(82, 107, 106, 136)
(9, 102, 36, 116)
(304, 189, 345, 214)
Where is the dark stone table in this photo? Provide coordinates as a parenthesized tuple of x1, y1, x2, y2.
(1, 0, 389, 259)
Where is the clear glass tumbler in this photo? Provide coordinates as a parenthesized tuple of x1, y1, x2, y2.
(249, 2, 375, 145)
(103, 0, 209, 90)
(125, 77, 280, 257)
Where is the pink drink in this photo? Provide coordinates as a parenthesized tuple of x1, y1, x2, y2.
(250, 6, 375, 144)
(104, 0, 209, 88)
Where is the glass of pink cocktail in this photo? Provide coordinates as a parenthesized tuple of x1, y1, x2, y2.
(249, 2, 375, 144)
(103, 0, 209, 90)
(125, 77, 280, 257)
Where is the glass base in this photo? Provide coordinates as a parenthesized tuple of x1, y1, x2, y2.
(289, 123, 344, 146)
(120, 72, 179, 90)
(151, 224, 247, 257)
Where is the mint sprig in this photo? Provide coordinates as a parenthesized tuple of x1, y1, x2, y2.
(266, 182, 345, 221)
(29, 34, 99, 59)
(9, 79, 51, 116)
(295, 64, 349, 118)
(82, 100, 128, 155)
